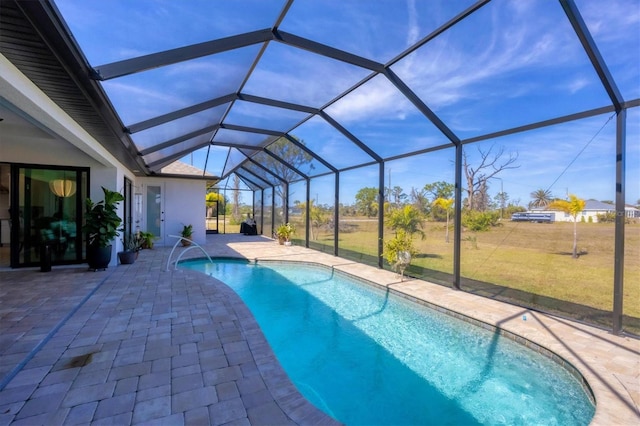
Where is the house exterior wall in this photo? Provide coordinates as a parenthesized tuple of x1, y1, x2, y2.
(625, 206, 640, 219)
(555, 210, 605, 223)
(0, 54, 124, 170)
(135, 178, 206, 247)
(528, 206, 640, 222)
(528, 208, 615, 223)
(164, 179, 206, 246)
(1, 53, 206, 265)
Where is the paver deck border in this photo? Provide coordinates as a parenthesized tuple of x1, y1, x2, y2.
(0, 234, 638, 425)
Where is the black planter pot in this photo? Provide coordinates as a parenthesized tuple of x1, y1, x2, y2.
(117, 250, 137, 265)
(87, 244, 112, 271)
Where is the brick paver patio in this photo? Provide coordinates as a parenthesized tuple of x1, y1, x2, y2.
(0, 234, 638, 425)
(0, 236, 336, 425)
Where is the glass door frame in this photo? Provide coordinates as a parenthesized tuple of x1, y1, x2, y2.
(146, 183, 164, 246)
(10, 163, 89, 268)
(123, 177, 133, 237)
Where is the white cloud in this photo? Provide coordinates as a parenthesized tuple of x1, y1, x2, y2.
(245, 44, 371, 108)
(391, 1, 588, 110)
(565, 77, 591, 94)
(406, 0, 420, 46)
(103, 80, 188, 123)
(325, 75, 413, 122)
(577, 0, 640, 41)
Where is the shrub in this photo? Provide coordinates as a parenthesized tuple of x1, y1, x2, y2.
(462, 210, 501, 232)
(229, 214, 243, 225)
(382, 229, 417, 276)
(596, 212, 616, 223)
(463, 235, 478, 249)
(505, 205, 526, 216)
(430, 205, 448, 222)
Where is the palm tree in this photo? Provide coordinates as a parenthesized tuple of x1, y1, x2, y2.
(433, 197, 454, 243)
(299, 199, 328, 240)
(548, 194, 586, 259)
(386, 205, 425, 240)
(529, 189, 553, 209)
(384, 205, 425, 280)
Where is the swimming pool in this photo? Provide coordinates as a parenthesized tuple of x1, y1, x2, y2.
(181, 258, 595, 425)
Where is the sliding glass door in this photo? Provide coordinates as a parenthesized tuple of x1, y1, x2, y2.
(11, 165, 88, 267)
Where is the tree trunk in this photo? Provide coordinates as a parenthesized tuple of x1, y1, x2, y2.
(572, 217, 578, 258)
(445, 211, 450, 243)
(462, 145, 519, 211)
(465, 169, 475, 210)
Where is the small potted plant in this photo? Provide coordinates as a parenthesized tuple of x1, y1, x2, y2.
(181, 224, 193, 246)
(382, 230, 417, 281)
(275, 222, 295, 245)
(138, 230, 155, 249)
(118, 233, 142, 264)
(83, 187, 124, 270)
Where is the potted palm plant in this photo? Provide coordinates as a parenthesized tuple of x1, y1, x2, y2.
(181, 224, 193, 246)
(382, 230, 416, 281)
(138, 230, 156, 249)
(83, 187, 124, 270)
(275, 222, 295, 245)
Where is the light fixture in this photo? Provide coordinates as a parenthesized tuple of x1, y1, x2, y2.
(49, 179, 76, 197)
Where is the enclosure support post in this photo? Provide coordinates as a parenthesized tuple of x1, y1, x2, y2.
(612, 109, 626, 335)
(334, 172, 340, 257)
(305, 178, 310, 248)
(223, 188, 227, 234)
(378, 161, 385, 269)
(284, 182, 289, 224)
(271, 186, 276, 237)
(260, 189, 264, 236)
(251, 190, 255, 222)
(453, 143, 463, 290)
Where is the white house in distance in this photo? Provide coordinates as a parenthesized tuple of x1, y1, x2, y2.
(529, 199, 640, 223)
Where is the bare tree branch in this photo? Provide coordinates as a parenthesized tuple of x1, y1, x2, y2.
(463, 145, 519, 211)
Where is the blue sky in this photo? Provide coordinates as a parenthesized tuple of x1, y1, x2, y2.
(54, 0, 639, 207)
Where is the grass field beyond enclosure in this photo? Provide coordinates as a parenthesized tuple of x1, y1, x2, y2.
(291, 217, 639, 334)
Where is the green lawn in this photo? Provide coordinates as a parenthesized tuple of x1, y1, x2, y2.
(293, 217, 640, 324)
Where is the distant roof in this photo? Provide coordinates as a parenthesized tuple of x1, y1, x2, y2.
(531, 199, 616, 212)
(584, 199, 616, 211)
(161, 161, 212, 177)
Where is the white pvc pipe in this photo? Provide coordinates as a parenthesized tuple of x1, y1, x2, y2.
(165, 234, 213, 271)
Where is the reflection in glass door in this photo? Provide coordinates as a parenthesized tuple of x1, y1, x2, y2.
(11, 166, 87, 267)
(146, 185, 163, 246)
(123, 177, 133, 238)
(0, 164, 11, 267)
(205, 190, 219, 234)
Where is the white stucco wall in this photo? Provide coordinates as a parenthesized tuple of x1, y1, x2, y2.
(1, 54, 136, 264)
(2, 53, 208, 266)
(0, 54, 126, 170)
(136, 178, 206, 247)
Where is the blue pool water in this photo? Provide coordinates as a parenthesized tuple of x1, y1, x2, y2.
(181, 258, 595, 425)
